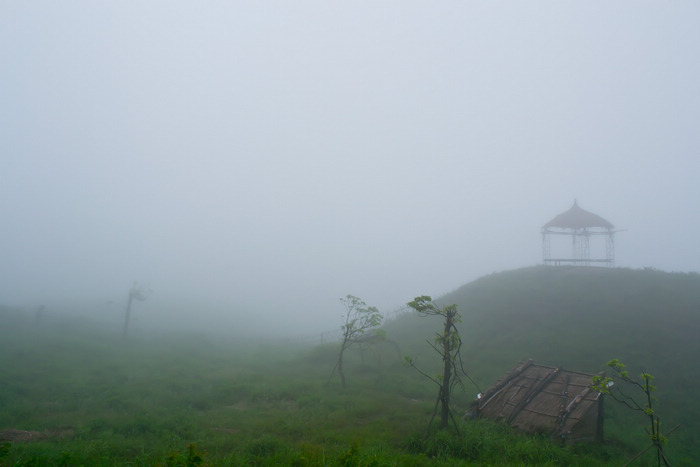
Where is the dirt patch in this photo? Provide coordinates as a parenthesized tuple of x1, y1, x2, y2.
(0, 428, 74, 442)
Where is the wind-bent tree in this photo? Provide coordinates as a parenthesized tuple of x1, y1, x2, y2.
(122, 282, 151, 337)
(592, 359, 675, 467)
(406, 295, 477, 433)
(333, 295, 382, 388)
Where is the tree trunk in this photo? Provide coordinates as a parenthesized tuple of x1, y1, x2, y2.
(439, 312, 454, 429)
(123, 292, 134, 337)
(338, 346, 346, 388)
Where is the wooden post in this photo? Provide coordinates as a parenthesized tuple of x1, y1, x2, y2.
(596, 393, 605, 442)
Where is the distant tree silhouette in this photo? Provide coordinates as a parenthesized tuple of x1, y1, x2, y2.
(122, 282, 151, 337)
(34, 304, 46, 326)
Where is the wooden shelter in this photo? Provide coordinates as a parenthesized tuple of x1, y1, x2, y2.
(469, 360, 604, 443)
(542, 200, 616, 266)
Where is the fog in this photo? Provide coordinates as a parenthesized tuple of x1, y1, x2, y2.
(2, 2, 698, 336)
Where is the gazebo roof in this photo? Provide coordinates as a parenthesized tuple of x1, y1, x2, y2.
(543, 200, 614, 230)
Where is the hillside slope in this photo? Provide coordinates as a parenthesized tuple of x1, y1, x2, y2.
(385, 266, 700, 463)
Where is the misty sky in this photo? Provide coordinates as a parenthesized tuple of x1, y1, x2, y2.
(2, 2, 699, 334)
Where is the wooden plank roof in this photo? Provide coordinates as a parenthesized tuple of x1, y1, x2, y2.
(473, 359, 603, 442)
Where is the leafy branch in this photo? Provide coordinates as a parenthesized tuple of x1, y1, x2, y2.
(592, 359, 672, 467)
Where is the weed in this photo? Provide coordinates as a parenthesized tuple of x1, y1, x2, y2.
(0, 442, 10, 460)
(164, 443, 208, 467)
(244, 435, 286, 458)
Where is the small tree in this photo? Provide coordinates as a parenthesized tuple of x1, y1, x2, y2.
(122, 282, 151, 337)
(333, 295, 382, 388)
(405, 296, 477, 433)
(592, 359, 674, 467)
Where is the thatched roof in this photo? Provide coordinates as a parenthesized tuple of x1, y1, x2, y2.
(472, 360, 603, 442)
(543, 200, 614, 230)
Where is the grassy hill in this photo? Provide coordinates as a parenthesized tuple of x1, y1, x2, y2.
(1, 266, 698, 465)
(385, 265, 700, 463)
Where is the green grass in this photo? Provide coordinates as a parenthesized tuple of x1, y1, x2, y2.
(0, 320, 621, 465)
(1, 266, 698, 465)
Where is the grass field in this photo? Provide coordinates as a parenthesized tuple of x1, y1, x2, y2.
(1, 266, 698, 465)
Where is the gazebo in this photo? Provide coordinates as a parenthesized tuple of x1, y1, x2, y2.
(542, 200, 615, 267)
